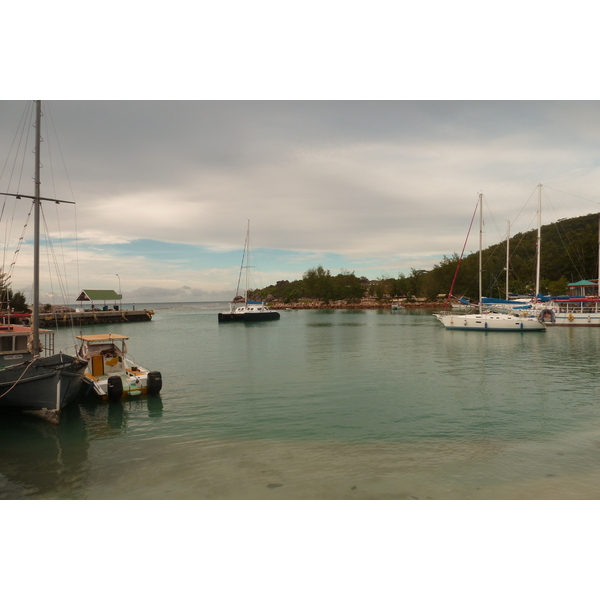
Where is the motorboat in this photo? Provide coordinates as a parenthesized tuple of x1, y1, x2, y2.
(77, 334, 162, 401)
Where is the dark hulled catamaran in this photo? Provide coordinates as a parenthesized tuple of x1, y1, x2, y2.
(218, 221, 280, 323)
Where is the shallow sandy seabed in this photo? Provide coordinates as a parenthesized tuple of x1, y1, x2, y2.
(64, 436, 600, 500)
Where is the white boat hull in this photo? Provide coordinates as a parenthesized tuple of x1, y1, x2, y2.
(434, 312, 546, 331)
(548, 311, 600, 326)
(77, 334, 162, 401)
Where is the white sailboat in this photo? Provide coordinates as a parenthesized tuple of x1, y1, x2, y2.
(482, 184, 600, 326)
(434, 192, 546, 332)
(0, 101, 88, 422)
(533, 191, 600, 326)
(218, 221, 280, 323)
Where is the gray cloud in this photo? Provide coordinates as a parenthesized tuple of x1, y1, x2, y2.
(2, 101, 600, 300)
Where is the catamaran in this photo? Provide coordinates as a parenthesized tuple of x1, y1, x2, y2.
(218, 221, 280, 323)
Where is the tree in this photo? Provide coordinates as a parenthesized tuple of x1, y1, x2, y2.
(546, 276, 568, 296)
(303, 266, 332, 301)
(332, 270, 364, 301)
(10, 292, 29, 313)
(373, 275, 390, 300)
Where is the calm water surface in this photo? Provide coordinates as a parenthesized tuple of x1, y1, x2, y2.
(2, 302, 600, 499)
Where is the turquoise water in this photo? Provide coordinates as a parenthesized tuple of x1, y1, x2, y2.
(2, 302, 600, 499)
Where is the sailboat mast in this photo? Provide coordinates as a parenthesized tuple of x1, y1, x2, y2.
(535, 183, 542, 298)
(32, 100, 41, 355)
(478, 193, 483, 306)
(244, 220, 250, 304)
(506, 220, 510, 300)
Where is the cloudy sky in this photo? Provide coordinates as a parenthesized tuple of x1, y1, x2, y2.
(2, 4, 598, 305)
(2, 100, 600, 305)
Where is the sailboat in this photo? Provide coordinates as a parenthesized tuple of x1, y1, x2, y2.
(523, 185, 600, 326)
(0, 101, 88, 422)
(434, 192, 546, 332)
(218, 222, 280, 323)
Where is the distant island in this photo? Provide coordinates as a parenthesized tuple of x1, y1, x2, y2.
(250, 212, 600, 306)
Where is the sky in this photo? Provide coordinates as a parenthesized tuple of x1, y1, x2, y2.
(2, 3, 599, 306)
(2, 100, 600, 305)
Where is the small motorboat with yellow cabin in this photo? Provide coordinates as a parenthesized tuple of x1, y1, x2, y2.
(76, 333, 162, 401)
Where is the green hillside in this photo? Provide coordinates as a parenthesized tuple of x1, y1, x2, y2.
(252, 212, 600, 303)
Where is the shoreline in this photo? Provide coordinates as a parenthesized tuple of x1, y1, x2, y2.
(267, 301, 444, 310)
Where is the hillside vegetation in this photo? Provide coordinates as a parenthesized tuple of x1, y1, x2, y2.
(251, 212, 600, 303)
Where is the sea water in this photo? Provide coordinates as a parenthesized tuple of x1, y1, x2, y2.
(2, 302, 600, 500)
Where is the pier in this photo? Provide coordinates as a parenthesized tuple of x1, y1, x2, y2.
(0, 309, 155, 327)
(38, 309, 154, 327)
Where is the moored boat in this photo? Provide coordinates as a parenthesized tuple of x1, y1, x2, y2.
(0, 101, 88, 422)
(77, 333, 162, 401)
(434, 311, 546, 331)
(434, 192, 546, 332)
(218, 300, 280, 322)
(218, 221, 280, 323)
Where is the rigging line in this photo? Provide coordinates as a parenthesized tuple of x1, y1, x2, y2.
(41, 207, 57, 309)
(44, 204, 79, 344)
(246, 225, 261, 292)
(40, 205, 71, 309)
(543, 184, 600, 206)
(0, 102, 31, 182)
(235, 222, 248, 298)
(74, 205, 80, 295)
(0, 356, 41, 399)
(507, 185, 538, 236)
(541, 186, 587, 279)
(45, 103, 81, 296)
(42, 105, 58, 205)
(445, 198, 479, 306)
(2, 105, 34, 277)
(52, 184, 72, 306)
(0, 103, 30, 228)
(45, 104, 77, 203)
(5, 202, 33, 283)
(481, 194, 503, 243)
(547, 219, 583, 281)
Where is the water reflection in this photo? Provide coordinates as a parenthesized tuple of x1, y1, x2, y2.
(0, 395, 163, 499)
(78, 395, 163, 438)
(0, 403, 89, 499)
(147, 396, 163, 418)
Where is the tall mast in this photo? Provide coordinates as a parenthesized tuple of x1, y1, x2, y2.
(478, 192, 483, 306)
(506, 220, 510, 300)
(244, 220, 250, 304)
(535, 183, 542, 298)
(32, 100, 41, 356)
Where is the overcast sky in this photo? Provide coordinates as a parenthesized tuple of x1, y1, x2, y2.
(1, 100, 600, 304)
(2, 3, 599, 305)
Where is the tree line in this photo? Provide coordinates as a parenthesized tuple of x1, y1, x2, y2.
(251, 212, 600, 303)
